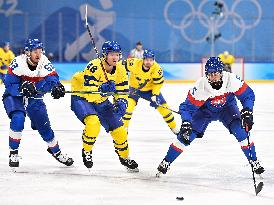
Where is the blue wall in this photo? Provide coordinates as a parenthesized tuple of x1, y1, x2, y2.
(55, 63, 274, 81)
(0, 0, 273, 63)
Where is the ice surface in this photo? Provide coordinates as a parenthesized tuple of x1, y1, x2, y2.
(0, 83, 273, 205)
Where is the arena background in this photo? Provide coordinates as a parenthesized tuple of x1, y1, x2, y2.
(1, 0, 274, 80)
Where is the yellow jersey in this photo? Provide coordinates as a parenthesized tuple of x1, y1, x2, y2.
(71, 58, 128, 104)
(218, 53, 235, 65)
(0, 48, 15, 74)
(124, 58, 164, 95)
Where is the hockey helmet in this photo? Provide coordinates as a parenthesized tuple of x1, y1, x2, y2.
(143, 49, 155, 59)
(205, 57, 224, 75)
(24, 39, 44, 52)
(101, 41, 121, 57)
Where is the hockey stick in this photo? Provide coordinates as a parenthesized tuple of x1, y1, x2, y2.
(37, 90, 129, 95)
(65, 90, 129, 95)
(134, 92, 181, 115)
(154, 102, 180, 115)
(245, 126, 264, 196)
(85, 4, 109, 82)
(130, 80, 180, 115)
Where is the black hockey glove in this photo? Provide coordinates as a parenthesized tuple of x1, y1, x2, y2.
(178, 121, 192, 145)
(20, 81, 37, 97)
(240, 108, 253, 131)
(51, 83, 65, 99)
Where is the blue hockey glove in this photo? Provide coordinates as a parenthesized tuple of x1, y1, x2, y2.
(1, 64, 8, 70)
(20, 81, 37, 97)
(98, 81, 116, 96)
(113, 98, 128, 118)
(51, 83, 65, 99)
(178, 121, 192, 145)
(150, 95, 161, 108)
(240, 108, 253, 131)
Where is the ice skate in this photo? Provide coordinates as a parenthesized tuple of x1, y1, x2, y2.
(47, 148, 74, 166)
(119, 157, 139, 172)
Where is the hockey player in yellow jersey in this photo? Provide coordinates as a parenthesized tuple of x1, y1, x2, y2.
(122, 49, 179, 134)
(0, 42, 15, 82)
(71, 40, 138, 171)
(218, 51, 235, 73)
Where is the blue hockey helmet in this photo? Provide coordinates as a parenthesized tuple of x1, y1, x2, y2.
(101, 40, 121, 57)
(143, 49, 155, 59)
(205, 57, 224, 75)
(24, 39, 44, 52)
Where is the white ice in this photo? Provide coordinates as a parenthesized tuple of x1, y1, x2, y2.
(0, 83, 273, 205)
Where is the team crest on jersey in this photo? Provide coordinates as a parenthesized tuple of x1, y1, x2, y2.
(210, 93, 228, 107)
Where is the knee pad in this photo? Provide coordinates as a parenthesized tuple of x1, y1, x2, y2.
(10, 111, 25, 131)
(111, 126, 129, 158)
(229, 119, 248, 142)
(157, 103, 176, 128)
(111, 126, 128, 143)
(84, 115, 101, 137)
(127, 98, 137, 112)
(122, 98, 137, 127)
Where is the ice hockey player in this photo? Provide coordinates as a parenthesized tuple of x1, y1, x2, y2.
(157, 57, 264, 176)
(122, 49, 179, 134)
(0, 41, 15, 83)
(218, 51, 235, 73)
(71, 40, 138, 172)
(3, 38, 74, 169)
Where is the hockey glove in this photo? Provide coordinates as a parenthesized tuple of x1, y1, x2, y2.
(178, 121, 192, 145)
(150, 95, 161, 108)
(20, 81, 37, 97)
(98, 81, 116, 96)
(51, 83, 65, 99)
(113, 98, 128, 118)
(240, 108, 253, 131)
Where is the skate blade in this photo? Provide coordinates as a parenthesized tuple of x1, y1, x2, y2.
(156, 172, 162, 178)
(255, 182, 264, 195)
(127, 167, 139, 173)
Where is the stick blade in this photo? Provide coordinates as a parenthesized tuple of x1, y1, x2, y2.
(255, 182, 264, 195)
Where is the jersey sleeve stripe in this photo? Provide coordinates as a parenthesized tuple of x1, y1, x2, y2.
(234, 82, 248, 96)
(187, 91, 205, 106)
(8, 67, 17, 75)
(116, 88, 129, 92)
(153, 80, 164, 84)
(116, 81, 128, 86)
(153, 76, 163, 81)
(84, 75, 99, 82)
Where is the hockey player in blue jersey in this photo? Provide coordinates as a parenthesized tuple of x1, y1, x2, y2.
(3, 38, 74, 168)
(157, 57, 264, 176)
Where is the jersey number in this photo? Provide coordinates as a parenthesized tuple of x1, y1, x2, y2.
(44, 63, 54, 71)
(87, 63, 97, 73)
(10, 59, 18, 70)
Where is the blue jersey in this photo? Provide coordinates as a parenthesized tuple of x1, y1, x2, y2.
(179, 72, 255, 121)
(4, 54, 60, 98)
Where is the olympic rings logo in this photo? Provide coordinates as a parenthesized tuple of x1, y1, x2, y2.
(164, 0, 262, 44)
